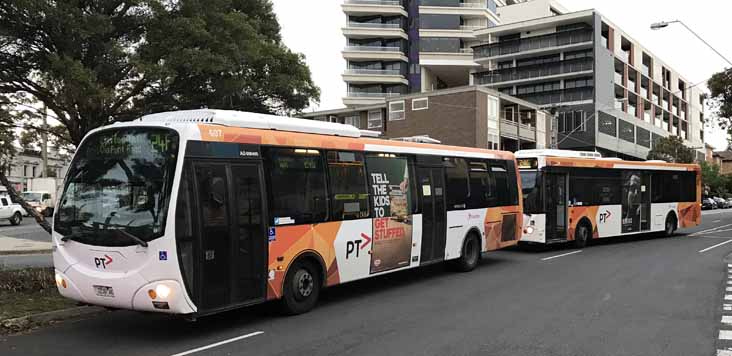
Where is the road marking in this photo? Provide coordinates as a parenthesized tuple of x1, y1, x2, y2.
(170, 331, 264, 356)
(718, 350, 732, 356)
(723, 316, 732, 324)
(541, 250, 582, 261)
(692, 223, 732, 236)
(721, 330, 732, 340)
(699, 239, 732, 253)
(725, 295, 732, 301)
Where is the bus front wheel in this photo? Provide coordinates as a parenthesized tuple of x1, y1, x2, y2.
(574, 222, 590, 249)
(281, 259, 321, 315)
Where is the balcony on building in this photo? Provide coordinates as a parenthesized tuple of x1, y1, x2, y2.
(419, 0, 499, 19)
(343, 15, 408, 39)
(342, 0, 407, 17)
(473, 56, 593, 85)
(473, 25, 593, 61)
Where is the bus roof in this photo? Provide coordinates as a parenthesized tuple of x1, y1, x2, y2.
(543, 156, 699, 171)
(516, 149, 602, 159)
(126, 109, 515, 161)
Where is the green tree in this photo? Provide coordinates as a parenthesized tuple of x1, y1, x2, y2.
(709, 69, 732, 138)
(701, 161, 725, 196)
(0, 0, 319, 233)
(0, 0, 319, 146)
(646, 136, 696, 163)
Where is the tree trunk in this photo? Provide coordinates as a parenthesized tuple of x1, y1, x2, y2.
(0, 171, 52, 234)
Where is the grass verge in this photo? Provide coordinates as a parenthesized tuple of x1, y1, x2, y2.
(0, 267, 75, 322)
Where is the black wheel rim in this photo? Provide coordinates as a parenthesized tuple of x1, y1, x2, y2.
(579, 227, 588, 242)
(294, 269, 314, 301)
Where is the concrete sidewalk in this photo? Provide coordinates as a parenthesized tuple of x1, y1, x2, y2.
(0, 236, 52, 256)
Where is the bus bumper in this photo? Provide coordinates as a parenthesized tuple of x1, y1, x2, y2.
(54, 269, 194, 314)
(521, 214, 546, 243)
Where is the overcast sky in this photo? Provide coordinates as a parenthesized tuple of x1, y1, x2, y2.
(271, 0, 732, 150)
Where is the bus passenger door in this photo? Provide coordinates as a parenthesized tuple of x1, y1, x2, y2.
(193, 162, 267, 311)
(544, 172, 567, 241)
(418, 167, 447, 263)
(640, 172, 651, 231)
(229, 164, 267, 305)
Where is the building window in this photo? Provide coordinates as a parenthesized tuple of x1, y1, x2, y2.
(598, 111, 617, 137)
(618, 120, 635, 143)
(389, 100, 406, 121)
(564, 77, 593, 89)
(560, 111, 586, 133)
(344, 114, 361, 129)
(32, 166, 36, 177)
(367, 110, 383, 129)
(23, 165, 27, 177)
(636, 127, 651, 148)
(412, 98, 429, 111)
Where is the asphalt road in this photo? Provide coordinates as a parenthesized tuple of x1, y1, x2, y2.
(2, 210, 732, 356)
(0, 217, 51, 243)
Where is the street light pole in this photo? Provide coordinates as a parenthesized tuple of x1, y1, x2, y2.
(650, 20, 732, 67)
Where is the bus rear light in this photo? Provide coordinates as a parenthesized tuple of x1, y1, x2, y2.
(524, 226, 535, 234)
(148, 289, 157, 299)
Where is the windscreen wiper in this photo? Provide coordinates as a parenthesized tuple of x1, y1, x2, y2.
(111, 229, 149, 248)
(60, 232, 87, 243)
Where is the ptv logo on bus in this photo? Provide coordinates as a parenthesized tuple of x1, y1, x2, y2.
(599, 210, 612, 224)
(94, 255, 114, 269)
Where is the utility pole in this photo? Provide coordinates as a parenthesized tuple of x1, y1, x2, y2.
(41, 104, 48, 178)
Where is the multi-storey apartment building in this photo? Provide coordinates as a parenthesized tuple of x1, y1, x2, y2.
(342, 0, 522, 107)
(470, 6, 706, 160)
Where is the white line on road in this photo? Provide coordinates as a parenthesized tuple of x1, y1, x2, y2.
(170, 331, 264, 356)
(723, 316, 732, 324)
(541, 250, 582, 261)
(720, 330, 732, 340)
(718, 350, 732, 356)
(699, 239, 732, 253)
(692, 223, 732, 236)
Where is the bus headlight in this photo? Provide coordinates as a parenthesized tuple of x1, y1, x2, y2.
(155, 284, 171, 299)
(55, 273, 67, 288)
(525, 226, 535, 234)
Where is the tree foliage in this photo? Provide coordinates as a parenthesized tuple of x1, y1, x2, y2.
(0, 0, 320, 146)
(646, 135, 696, 163)
(709, 68, 732, 138)
(701, 161, 725, 196)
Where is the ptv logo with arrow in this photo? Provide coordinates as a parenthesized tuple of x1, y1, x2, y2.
(346, 233, 372, 259)
(94, 254, 114, 269)
(599, 210, 612, 224)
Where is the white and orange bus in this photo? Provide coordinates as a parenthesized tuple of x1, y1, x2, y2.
(516, 149, 701, 248)
(52, 109, 522, 316)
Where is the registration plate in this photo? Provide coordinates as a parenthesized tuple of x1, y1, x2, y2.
(93, 285, 115, 298)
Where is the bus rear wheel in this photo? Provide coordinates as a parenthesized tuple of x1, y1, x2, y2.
(281, 259, 321, 315)
(574, 222, 590, 249)
(664, 214, 677, 237)
(452, 233, 480, 272)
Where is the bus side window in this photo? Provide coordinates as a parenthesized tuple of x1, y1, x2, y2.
(467, 161, 494, 209)
(265, 148, 328, 226)
(326, 151, 369, 220)
(490, 161, 509, 207)
(444, 157, 470, 210)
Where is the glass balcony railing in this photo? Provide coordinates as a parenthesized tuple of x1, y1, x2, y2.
(515, 87, 594, 106)
(614, 72, 624, 85)
(459, 25, 484, 31)
(473, 57, 594, 85)
(345, 46, 402, 52)
(347, 92, 403, 98)
(345, 0, 401, 5)
(345, 69, 402, 75)
(348, 22, 402, 29)
(473, 28, 593, 58)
